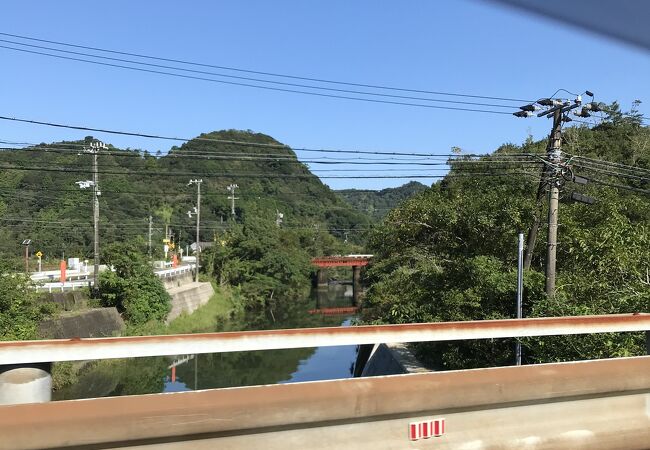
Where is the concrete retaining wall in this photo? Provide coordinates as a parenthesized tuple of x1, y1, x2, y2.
(38, 291, 89, 311)
(160, 271, 194, 290)
(38, 308, 125, 339)
(166, 282, 214, 323)
(355, 342, 429, 377)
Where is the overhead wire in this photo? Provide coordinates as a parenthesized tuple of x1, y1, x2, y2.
(0, 45, 516, 115)
(0, 115, 520, 157)
(0, 38, 521, 110)
(0, 146, 540, 168)
(0, 31, 533, 103)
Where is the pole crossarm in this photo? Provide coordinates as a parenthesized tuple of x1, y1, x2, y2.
(0, 314, 648, 365)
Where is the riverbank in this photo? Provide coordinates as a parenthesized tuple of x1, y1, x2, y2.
(52, 284, 239, 392)
(52, 284, 358, 399)
(53, 286, 356, 400)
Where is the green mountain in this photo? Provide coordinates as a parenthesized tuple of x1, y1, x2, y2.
(336, 181, 428, 220)
(0, 130, 371, 261)
(362, 108, 650, 369)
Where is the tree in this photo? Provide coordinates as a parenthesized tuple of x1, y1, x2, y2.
(0, 262, 55, 340)
(154, 204, 173, 240)
(100, 242, 171, 325)
(362, 120, 650, 369)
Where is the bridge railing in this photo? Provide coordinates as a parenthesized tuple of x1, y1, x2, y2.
(1, 313, 648, 365)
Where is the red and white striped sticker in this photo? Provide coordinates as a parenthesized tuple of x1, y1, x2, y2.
(409, 418, 445, 441)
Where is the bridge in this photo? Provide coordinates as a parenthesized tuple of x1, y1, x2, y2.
(1, 313, 649, 449)
(311, 255, 372, 305)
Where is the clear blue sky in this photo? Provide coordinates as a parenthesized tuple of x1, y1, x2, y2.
(0, 0, 648, 189)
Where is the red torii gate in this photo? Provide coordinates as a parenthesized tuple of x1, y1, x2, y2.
(311, 255, 372, 305)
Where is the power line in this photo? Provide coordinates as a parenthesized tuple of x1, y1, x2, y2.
(0, 45, 516, 115)
(571, 162, 650, 183)
(0, 114, 516, 157)
(0, 145, 539, 168)
(570, 154, 650, 176)
(0, 31, 533, 103)
(580, 175, 650, 195)
(2, 139, 547, 163)
(0, 38, 521, 110)
(0, 163, 543, 179)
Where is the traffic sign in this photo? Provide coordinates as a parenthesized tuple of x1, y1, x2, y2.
(35, 251, 43, 258)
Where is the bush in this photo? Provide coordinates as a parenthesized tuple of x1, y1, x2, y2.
(99, 243, 170, 325)
(0, 263, 55, 340)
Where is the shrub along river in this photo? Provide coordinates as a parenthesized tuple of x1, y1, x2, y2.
(54, 284, 358, 400)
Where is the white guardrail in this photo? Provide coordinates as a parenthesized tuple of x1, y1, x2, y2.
(32, 264, 196, 292)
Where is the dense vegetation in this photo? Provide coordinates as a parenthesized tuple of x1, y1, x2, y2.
(337, 181, 427, 220)
(0, 263, 54, 340)
(0, 130, 371, 265)
(363, 105, 650, 369)
(202, 204, 356, 309)
(99, 242, 171, 325)
(0, 130, 371, 334)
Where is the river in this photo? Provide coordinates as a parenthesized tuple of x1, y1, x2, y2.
(53, 284, 358, 400)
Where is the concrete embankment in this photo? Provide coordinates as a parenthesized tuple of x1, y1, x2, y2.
(39, 307, 125, 339)
(160, 271, 194, 290)
(354, 342, 429, 377)
(166, 282, 214, 323)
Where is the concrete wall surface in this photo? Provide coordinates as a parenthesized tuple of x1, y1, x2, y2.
(2, 356, 649, 449)
(166, 282, 214, 323)
(39, 291, 89, 311)
(359, 342, 429, 377)
(38, 308, 124, 339)
(160, 271, 194, 290)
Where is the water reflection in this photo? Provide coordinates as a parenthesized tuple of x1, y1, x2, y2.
(54, 285, 358, 400)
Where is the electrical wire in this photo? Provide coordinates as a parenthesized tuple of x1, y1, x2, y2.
(0, 115, 520, 157)
(570, 155, 650, 176)
(0, 31, 533, 103)
(0, 38, 522, 110)
(572, 162, 650, 184)
(0, 45, 516, 115)
(579, 175, 650, 195)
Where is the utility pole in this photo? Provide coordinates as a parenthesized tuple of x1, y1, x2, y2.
(91, 141, 105, 295)
(545, 109, 562, 297)
(188, 179, 202, 283)
(227, 184, 239, 217)
(21, 239, 31, 273)
(513, 91, 599, 298)
(148, 215, 153, 259)
(515, 233, 524, 366)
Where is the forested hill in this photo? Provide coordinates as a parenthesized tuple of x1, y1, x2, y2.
(0, 130, 371, 260)
(336, 181, 428, 220)
(363, 109, 650, 369)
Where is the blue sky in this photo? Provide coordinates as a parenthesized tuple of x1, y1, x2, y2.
(0, 0, 648, 189)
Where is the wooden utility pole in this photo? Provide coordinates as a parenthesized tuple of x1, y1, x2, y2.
(188, 179, 203, 283)
(195, 181, 201, 283)
(91, 141, 106, 295)
(545, 109, 563, 297)
(515, 94, 589, 295)
(148, 215, 153, 259)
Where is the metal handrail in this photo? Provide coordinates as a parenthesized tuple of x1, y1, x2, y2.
(0, 313, 648, 365)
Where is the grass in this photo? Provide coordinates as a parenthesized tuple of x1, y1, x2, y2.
(166, 284, 241, 334)
(125, 283, 241, 336)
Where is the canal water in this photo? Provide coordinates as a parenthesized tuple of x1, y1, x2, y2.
(53, 284, 358, 401)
